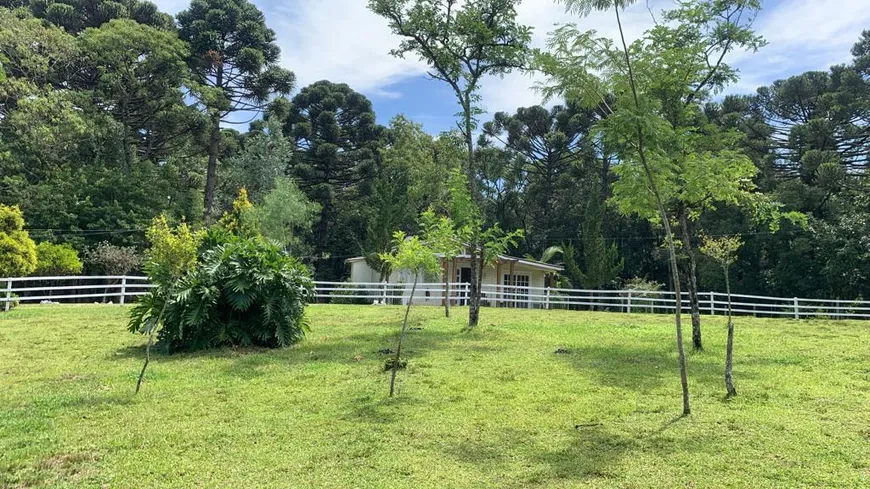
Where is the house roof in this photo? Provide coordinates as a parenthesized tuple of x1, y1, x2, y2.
(346, 254, 563, 273)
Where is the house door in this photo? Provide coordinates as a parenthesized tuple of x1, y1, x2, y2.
(455, 267, 472, 305)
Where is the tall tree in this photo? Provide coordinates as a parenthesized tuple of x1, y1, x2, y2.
(78, 19, 200, 167)
(1, 0, 174, 33)
(178, 0, 295, 221)
(483, 102, 602, 254)
(370, 0, 532, 328)
(281, 80, 387, 279)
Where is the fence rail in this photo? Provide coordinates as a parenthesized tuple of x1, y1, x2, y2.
(2, 276, 869, 320)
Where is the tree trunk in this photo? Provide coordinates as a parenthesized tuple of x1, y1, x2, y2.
(724, 268, 736, 398)
(614, 5, 690, 417)
(136, 285, 174, 394)
(678, 206, 703, 351)
(462, 97, 482, 329)
(203, 67, 223, 223)
(443, 260, 450, 318)
(390, 275, 418, 397)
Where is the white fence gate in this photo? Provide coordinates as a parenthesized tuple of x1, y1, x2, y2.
(2, 276, 869, 320)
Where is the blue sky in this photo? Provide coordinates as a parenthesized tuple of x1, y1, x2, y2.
(153, 0, 870, 134)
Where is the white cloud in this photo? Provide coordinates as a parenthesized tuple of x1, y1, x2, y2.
(479, 0, 660, 114)
(150, 0, 870, 121)
(266, 0, 428, 97)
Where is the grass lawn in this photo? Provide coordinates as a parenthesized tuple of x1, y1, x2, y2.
(1, 305, 869, 488)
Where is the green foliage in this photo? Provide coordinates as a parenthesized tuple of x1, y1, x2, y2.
(700, 236, 742, 270)
(142, 215, 202, 286)
(219, 188, 259, 238)
(573, 197, 623, 289)
(379, 231, 440, 278)
(419, 207, 468, 261)
(281, 80, 387, 279)
(33, 242, 83, 276)
(218, 118, 292, 210)
(178, 0, 295, 218)
(129, 234, 314, 352)
(255, 177, 320, 256)
(84, 241, 141, 275)
(3, 0, 174, 33)
(78, 18, 198, 165)
(0, 204, 37, 277)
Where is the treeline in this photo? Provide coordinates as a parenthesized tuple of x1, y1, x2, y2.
(1, 0, 868, 301)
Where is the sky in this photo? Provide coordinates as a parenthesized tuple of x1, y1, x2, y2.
(152, 0, 870, 134)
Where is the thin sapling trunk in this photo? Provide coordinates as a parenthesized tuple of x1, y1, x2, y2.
(724, 266, 736, 398)
(390, 275, 418, 397)
(615, 5, 690, 416)
(135, 285, 173, 394)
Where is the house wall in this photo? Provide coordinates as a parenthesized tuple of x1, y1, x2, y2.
(346, 259, 553, 308)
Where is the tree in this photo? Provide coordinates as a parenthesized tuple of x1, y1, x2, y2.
(483, 103, 602, 254)
(133, 215, 201, 393)
(701, 236, 742, 398)
(533, 0, 765, 415)
(379, 231, 440, 397)
(282, 80, 387, 280)
(85, 242, 142, 275)
(218, 118, 293, 211)
(370, 0, 532, 329)
(78, 19, 200, 167)
(0, 204, 37, 278)
(255, 177, 320, 257)
(574, 194, 623, 290)
(1, 0, 174, 33)
(178, 0, 295, 221)
(420, 207, 468, 318)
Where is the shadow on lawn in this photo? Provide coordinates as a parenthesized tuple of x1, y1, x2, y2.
(110, 319, 464, 382)
(555, 343, 717, 391)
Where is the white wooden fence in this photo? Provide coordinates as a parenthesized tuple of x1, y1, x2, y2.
(2, 276, 869, 320)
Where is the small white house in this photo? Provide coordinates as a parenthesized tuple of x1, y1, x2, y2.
(345, 252, 563, 309)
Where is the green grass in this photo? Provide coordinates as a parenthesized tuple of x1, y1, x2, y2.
(1, 305, 869, 488)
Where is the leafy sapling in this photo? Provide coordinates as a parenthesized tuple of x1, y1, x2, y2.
(419, 208, 469, 318)
(133, 215, 202, 394)
(700, 236, 743, 398)
(379, 231, 440, 397)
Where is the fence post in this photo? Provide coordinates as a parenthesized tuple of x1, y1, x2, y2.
(793, 297, 799, 320)
(710, 291, 715, 316)
(627, 291, 632, 314)
(4, 280, 11, 312)
(381, 281, 388, 305)
(119, 276, 127, 305)
(545, 287, 551, 310)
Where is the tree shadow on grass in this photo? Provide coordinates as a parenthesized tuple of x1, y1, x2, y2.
(555, 342, 760, 394)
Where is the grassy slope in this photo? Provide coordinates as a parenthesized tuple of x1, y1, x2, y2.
(0, 305, 868, 488)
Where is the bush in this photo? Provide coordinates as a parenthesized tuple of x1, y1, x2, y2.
(33, 242, 83, 276)
(330, 282, 371, 305)
(623, 277, 665, 313)
(0, 204, 37, 278)
(129, 232, 314, 353)
(85, 241, 142, 275)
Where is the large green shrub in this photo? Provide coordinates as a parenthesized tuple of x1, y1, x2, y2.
(0, 205, 37, 278)
(33, 242, 84, 276)
(85, 241, 142, 275)
(130, 230, 314, 353)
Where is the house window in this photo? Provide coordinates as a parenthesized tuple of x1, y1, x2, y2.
(503, 274, 530, 308)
